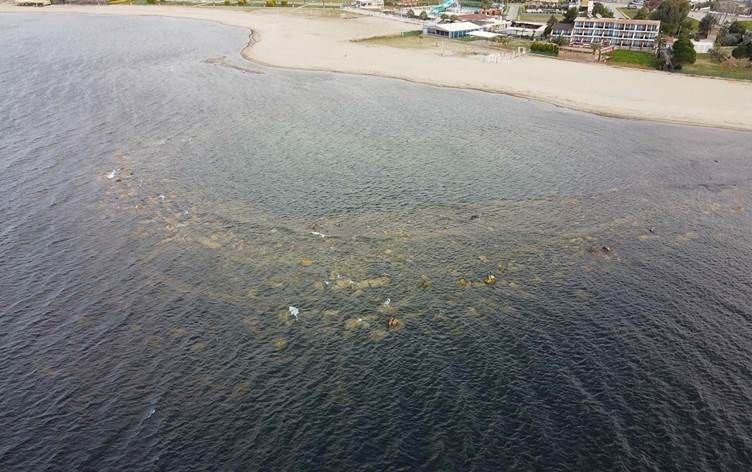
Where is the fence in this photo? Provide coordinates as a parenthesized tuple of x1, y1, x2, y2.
(482, 47, 527, 63)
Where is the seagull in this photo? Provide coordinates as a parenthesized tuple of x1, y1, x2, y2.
(289, 306, 299, 321)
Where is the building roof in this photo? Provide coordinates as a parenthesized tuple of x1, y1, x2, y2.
(512, 21, 546, 27)
(456, 13, 494, 21)
(432, 21, 483, 32)
(552, 22, 574, 31)
(574, 17, 660, 25)
(467, 30, 501, 38)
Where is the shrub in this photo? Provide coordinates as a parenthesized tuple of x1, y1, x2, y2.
(731, 43, 752, 59)
(563, 7, 577, 23)
(419, 11, 428, 20)
(708, 48, 726, 61)
(592, 2, 614, 18)
(530, 41, 559, 55)
(224, 0, 230, 4)
(672, 37, 696, 66)
(634, 7, 648, 19)
(265, 0, 275, 5)
(550, 36, 569, 46)
(237, 0, 246, 5)
(729, 21, 748, 35)
(719, 33, 742, 46)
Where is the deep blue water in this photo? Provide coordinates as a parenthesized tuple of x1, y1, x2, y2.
(1, 13, 752, 471)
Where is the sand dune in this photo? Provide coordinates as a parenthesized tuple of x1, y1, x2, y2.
(3, 4, 752, 131)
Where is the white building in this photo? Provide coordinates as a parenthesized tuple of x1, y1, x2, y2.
(570, 17, 661, 50)
(691, 39, 714, 53)
(423, 22, 482, 38)
(503, 21, 547, 38)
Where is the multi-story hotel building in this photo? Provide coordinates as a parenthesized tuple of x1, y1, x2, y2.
(570, 18, 661, 50)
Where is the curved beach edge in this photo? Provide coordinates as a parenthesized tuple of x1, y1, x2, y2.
(4, 4, 752, 133)
(240, 33, 752, 133)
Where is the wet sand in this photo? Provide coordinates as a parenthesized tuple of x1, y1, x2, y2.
(3, 4, 752, 131)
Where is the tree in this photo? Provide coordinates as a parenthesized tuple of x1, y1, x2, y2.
(544, 15, 557, 37)
(419, 10, 428, 20)
(634, 6, 649, 19)
(592, 2, 614, 18)
(406, 8, 416, 17)
(651, 0, 690, 36)
(698, 13, 716, 37)
(731, 43, 752, 59)
(672, 36, 696, 67)
(729, 21, 748, 35)
(481, 0, 491, 9)
(656, 38, 673, 70)
(563, 7, 578, 23)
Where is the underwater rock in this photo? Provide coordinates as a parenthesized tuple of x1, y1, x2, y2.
(484, 274, 497, 285)
(196, 236, 222, 249)
(299, 258, 315, 267)
(457, 277, 470, 289)
(322, 309, 340, 318)
(574, 289, 590, 302)
(418, 275, 432, 289)
(230, 383, 251, 401)
(506, 261, 521, 272)
(344, 317, 371, 330)
(479, 255, 489, 263)
(272, 337, 288, 351)
(333, 278, 355, 290)
(277, 310, 292, 325)
(354, 276, 390, 290)
(369, 329, 388, 341)
(169, 328, 187, 338)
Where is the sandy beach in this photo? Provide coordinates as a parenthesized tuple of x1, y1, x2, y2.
(3, 4, 752, 131)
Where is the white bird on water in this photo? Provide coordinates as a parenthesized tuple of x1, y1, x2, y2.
(289, 306, 299, 321)
(105, 169, 118, 179)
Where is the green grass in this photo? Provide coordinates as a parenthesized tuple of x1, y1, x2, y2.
(680, 53, 752, 81)
(617, 7, 639, 18)
(607, 49, 659, 68)
(737, 21, 752, 30)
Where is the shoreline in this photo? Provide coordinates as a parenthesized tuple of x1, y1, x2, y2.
(4, 4, 752, 132)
